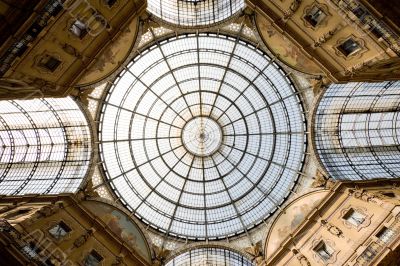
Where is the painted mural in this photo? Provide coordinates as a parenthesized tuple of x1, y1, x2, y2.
(256, 14, 322, 75)
(77, 17, 139, 86)
(83, 200, 151, 263)
(265, 190, 329, 258)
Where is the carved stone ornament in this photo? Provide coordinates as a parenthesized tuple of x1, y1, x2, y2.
(321, 220, 344, 238)
(77, 178, 100, 200)
(152, 245, 171, 266)
(311, 170, 336, 189)
(245, 241, 265, 265)
(38, 204, 61, 218)
(76, 88, 94, 106)
(284, 0, 302, 20)
(345, 57, 400, 77)
(111, 255, 124, 266)
(292, 249, 311, 266)
(348, 189, 388, 206)
(73, 229, 94, 247)
(314, 24, 343, 47)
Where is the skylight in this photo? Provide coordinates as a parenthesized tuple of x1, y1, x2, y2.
(99, 33, 306, 240)
(147, 0, 244, 27)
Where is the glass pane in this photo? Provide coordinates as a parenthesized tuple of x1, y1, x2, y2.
(99, 33, 306, 240)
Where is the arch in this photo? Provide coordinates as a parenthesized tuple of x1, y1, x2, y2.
(82, 198, 152, 263)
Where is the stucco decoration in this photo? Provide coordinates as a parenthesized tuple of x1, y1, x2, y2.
(76, 17, 139, 86)
(256, 13, 322, 75)
(265, 190, 329, 259)
(82, 200, 152, 263)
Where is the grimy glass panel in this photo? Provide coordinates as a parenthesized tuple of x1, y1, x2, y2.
(314, 81, 400, 180)
(147, 0, 244, 27)
(165, 247, 253, 266)
(99, 33, 306, 240)
(0, 97, 91, 195)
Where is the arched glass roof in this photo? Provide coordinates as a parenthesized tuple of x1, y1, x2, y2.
(147, 0, 244, 27)
(314, 81, 400, 180)
(0, 97, 91, 195)
(99, 33, 306, 240)
(165, 247, 253, 266)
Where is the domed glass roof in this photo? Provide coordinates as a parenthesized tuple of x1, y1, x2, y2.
(165, 247, 253, 265)
(147, 0, 244, 27)
(99, 33, 306, 240)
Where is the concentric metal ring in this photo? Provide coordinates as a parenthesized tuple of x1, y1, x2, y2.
(99, 33, 306, 240)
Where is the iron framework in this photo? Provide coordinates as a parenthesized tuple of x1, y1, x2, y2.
(165, 247, 253, 266)
(147, 0, 244, 27)
(314, 81, 400, 180)
(0, 97, 91, 195)
(99, 33, 306, 240)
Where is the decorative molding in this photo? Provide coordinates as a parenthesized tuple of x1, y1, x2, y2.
(74, 228, 94, 248)
(244, 241, 265, 265)
(333, 35, 367, 59)
(348, 189, 391, 206)
(311, 237, 338, 265)
(320, 220, 344, 238)
(340, 206, 372, 232)
(283, 0, 302, 20)
(33, 51, 64, 74)
(301, 2, 330, 29)
(311, 170, 336, 189)
(292, 249, 311, 266)
(77, 178, 100, 200)
(152, 245, 170, 266)
(314, 24, 343, 48)
(46, 219, 73, 243)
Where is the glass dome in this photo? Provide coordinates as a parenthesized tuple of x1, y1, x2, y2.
(147, 0, 244, 27)
(165, 247, 253, 266)
(99, 33, 306, 240)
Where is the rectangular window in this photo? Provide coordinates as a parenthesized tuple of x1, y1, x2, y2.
(85, 250, 103, 266)
(376, 226, 395, 243)
(48, 221, 71, 240)
(22, 241, 41, 258)
(360, 246, 377, 261)
(70, 20, 88, 39)
(314, 241, 333, 261)
(343, 208, 365, 226)
(39, 55, 61, 72)
(337, 38, 361, 56)
(304, 6, 327, 27)
(351, 6, 367, 19)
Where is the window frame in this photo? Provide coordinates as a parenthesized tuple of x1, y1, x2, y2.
(48, 221, 72, 240)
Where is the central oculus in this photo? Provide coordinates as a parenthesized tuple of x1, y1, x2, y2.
(182, 117, 222, 157)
